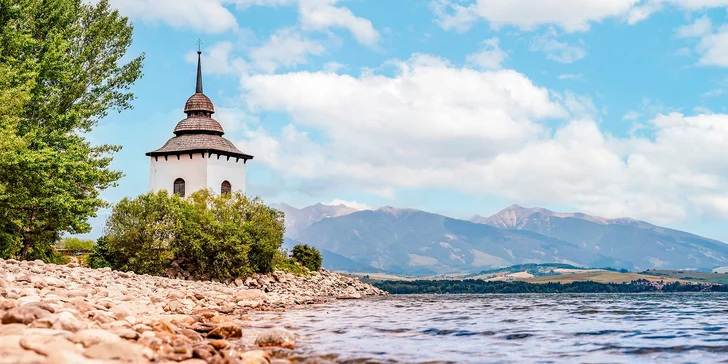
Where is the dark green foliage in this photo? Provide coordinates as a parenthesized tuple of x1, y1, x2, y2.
(99, 190, 284, 279)
(374, 279, 728, 294)
(291, 244, 322, 271)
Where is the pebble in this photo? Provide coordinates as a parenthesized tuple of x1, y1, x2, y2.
(0, 257, 387, 363)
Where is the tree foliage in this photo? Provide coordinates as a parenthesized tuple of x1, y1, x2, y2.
(291, 244, 322, 271)
(0, 0, 144, 261)
(57, 237, 95, 251)
(97, 190, 285, 279)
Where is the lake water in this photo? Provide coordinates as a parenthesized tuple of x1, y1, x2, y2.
(267, 293, 728, 363)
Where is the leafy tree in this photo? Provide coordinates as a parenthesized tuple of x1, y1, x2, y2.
(100, 190, 285, 279)
(0, 0, 144, 261)
(57, 237, 95, 251)
(291, 244, 323, 271)
(102, 191, 182, 275)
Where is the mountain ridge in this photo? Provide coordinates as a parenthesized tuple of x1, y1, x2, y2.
(277, 202, 728, 275)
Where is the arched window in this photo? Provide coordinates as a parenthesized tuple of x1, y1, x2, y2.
(221, 180, 231, 195)
(173, 178, 186, 197)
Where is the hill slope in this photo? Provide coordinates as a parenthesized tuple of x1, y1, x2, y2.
(290, 207, 622, 275)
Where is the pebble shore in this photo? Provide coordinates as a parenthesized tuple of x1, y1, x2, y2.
(0, 258, 387, 363)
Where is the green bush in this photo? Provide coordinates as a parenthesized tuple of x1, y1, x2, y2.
(99, 190, 284, 280)
(291, 244, 323, 271)
(272, 249, 309, 275)
(57, 237, 95, 251)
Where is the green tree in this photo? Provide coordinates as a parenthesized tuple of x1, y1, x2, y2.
(291, 244, 323, 271)
(0, 0, 144, 261)
(57, 237, 95, 251)
(102, 191, 182, 275)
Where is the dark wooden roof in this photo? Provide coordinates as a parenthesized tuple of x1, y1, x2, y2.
(184, 93, 215, 114)
(146, 134, 253, 160)
(147, 50, 254, 160)
(174, 117, 224, 135)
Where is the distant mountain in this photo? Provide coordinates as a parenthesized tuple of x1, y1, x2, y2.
(289, 207, 624, 275)
(283, 203, 728, 275)
(271, 203, 359, 236)
(472, 205, 728, 271)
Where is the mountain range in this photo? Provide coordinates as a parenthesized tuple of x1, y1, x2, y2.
(275, 203, 728, 275)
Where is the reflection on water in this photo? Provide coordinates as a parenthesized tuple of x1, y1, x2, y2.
(263, 293, 728, 363)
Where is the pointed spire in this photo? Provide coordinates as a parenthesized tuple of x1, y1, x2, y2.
(195, 50, 203, 94)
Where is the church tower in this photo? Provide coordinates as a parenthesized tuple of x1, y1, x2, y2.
(146, 51, 253, 197)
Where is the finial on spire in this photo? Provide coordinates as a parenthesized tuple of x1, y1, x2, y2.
(195, 39, 203, 94)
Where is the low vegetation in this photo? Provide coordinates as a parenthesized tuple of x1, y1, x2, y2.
(291, 244, 323, 271)
(56, 237, 95, 251)
(88, 190, 286, 280)
(374, 279, 728, 294)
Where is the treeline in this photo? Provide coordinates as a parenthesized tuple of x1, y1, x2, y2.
(374, 279, 728, 294)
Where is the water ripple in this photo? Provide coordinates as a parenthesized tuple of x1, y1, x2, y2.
(259, 293, 728, 363)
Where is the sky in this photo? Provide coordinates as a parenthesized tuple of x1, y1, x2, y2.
(85, 0, 728, 242)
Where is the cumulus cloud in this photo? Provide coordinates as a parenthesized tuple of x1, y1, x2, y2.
(232, 54, 728, 224)
(432, 0, 640, 33)
(432, 0, 728, 33)
(466, 37, 507, 70)
(185, 42, 248, 75)
(249, 28, 326, 73)
(530, 29, 587, 63)
(235, 0, 379, 45)
(91, 0, 238, 33)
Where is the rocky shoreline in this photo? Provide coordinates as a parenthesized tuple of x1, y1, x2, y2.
(0, 258, 387, 363)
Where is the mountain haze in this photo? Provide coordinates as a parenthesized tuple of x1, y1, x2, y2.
(281, 203, 728, 275)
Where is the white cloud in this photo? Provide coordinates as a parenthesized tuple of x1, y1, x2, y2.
(432, 0, 640, 33)
(531, 29, 587, 63)
(676, 16, 712, 38)
(236, 0, 379, 45)
(466, 37, 507, 70)
(185, 42, 248, 75)
(431, 0, 480, 32)
(95, 0, 238, 33)
(432, 0, 728, 34)
(249, 28, 326, 73)
(236, 54, 728, 224)
(559, 73, 584, 80)
(323, 61, 346, 73)
(324, 199, 373, 210)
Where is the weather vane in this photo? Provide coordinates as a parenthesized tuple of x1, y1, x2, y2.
(197, 39, 203, 53)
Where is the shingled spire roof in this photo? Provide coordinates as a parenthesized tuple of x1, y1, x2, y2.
(146, 50, 253, 161)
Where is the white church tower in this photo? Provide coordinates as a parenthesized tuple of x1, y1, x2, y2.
(146, 50, 253, 197)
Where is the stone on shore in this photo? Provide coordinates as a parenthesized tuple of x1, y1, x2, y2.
(0, 257, 387, 363)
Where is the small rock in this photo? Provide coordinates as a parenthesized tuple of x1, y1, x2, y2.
(239, 350, 271, 364)
(2, 304, 51, 324)
(71, 329, 122, 347)
(207, 323, 242, 339)
(54, 311, 87, 332)
(254, 329, 296, 349)
(83, 340, 153, 362)
(20, 335, 80, 356)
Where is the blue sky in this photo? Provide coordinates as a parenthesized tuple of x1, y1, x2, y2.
(87, 0, 728, 241)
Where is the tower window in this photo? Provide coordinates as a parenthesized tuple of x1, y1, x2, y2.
(173, 178, 186, 197)
(221, 180, 231, 194)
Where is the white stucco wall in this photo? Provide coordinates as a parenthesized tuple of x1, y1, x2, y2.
(205, 155, 246, 194)
(149, 153, 246, 196)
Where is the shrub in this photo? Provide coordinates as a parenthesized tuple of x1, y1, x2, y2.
(100, 190, 284, 280)
(57, 237, 95, 251)
(272, 249, 309, 275)
(291, 244, 323, 271)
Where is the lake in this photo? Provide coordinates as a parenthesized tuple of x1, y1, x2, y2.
(266, 293, 728, 363)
